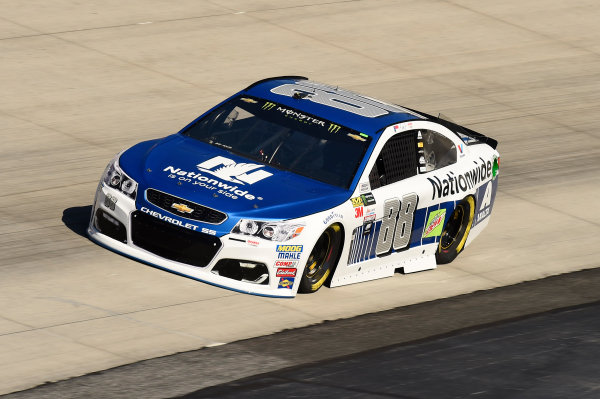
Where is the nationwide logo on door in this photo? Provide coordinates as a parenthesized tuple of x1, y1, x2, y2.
(197, 156, 273, 185)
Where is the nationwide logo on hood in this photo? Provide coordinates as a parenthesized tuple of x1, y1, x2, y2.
(196, 156, 272, 185)
(163, 156, 272, 201)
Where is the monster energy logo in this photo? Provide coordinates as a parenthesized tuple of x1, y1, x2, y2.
(328, 123, 341, 133)
(262, 102, 276, 110)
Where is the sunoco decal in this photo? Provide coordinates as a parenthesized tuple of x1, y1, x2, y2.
(278, 277, 295, 289)
(428, 158, 493, 200)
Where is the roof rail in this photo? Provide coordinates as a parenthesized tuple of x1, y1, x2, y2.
(245, 76, 308, 91)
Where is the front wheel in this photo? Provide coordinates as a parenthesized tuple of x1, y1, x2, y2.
(299, 224, 342, 293)
(436, 196, 475, 264)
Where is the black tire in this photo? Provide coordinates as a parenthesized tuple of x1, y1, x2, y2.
(435, 196, 475, 265)
(299, 224, 342, 293)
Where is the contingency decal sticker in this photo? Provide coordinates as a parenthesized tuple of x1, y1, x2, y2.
(422, 209, 446, 238)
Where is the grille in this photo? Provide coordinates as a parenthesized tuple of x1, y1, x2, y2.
(146, 188, 227, 224)
(95, 209, 127, 243)
(131, 211, 221, 267)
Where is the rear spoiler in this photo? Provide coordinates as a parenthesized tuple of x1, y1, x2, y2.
(245, 76, 308, 91)
(404, 107, 498, 150)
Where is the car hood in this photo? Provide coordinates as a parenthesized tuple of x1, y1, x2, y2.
(120, 135, 351, 221)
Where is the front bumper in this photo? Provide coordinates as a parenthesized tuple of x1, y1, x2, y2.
(88, 184, 302, 297)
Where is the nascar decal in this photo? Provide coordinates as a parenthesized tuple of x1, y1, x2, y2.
(163, 155, 271, 201)
(276, 245, 303, 260)
(428, 158, 494, 200)
(278, 277, 295, 289)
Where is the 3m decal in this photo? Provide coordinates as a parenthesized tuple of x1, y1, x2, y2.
(422, 209, 446, 238)
(375, 193, 418, 255)
(354, 206, 364, 218)
(427, 158, 493, 200)
(197, 156, 272, 185)
(278, 277, 295, 289)
(276, 268, 297, 278)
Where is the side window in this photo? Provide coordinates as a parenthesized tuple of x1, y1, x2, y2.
(369, 131, 418, 189)
(420, 129, 456, 172)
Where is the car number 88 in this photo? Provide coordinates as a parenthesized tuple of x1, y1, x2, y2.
(375, 193, 418, 255)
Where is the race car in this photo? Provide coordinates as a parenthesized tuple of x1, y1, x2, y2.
(88, 76, 499, 298)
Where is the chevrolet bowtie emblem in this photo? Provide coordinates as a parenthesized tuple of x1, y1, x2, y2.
(171, 203, 194, 213)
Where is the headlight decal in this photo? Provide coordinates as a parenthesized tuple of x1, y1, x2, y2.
(102, 155, 138, 199)
(232, 219, 304, 242)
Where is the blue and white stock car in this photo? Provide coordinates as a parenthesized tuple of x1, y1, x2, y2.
(88, 76, 499, 298)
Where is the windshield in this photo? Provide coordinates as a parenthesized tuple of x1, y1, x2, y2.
(182, 96, 371, 189)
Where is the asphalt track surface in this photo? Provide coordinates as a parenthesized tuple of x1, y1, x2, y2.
(6, 268, 600, 398)
(1, 0, 600, 396)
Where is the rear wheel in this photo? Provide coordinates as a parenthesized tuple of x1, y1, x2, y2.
(299, 224, 342, 293)
(436, 196, 475, 264)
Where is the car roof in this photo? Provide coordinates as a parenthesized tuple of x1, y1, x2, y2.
(243, 76, 427, 136)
